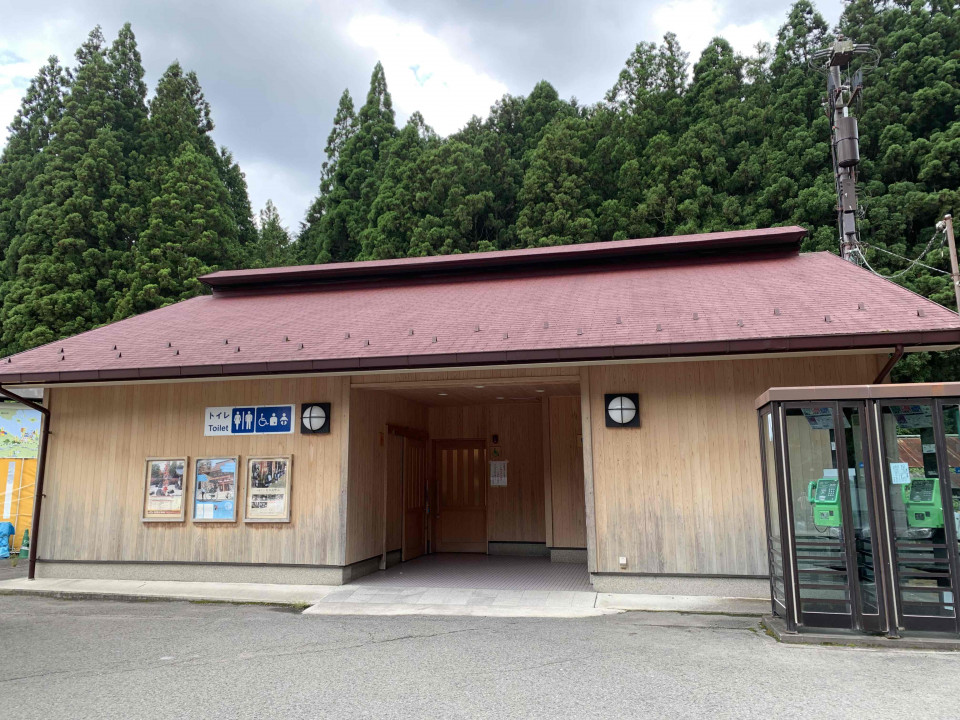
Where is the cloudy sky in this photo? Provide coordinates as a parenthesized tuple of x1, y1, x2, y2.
(1, 0, 841, 230)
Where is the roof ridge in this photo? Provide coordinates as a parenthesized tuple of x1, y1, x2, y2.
(200, 226, 808, 291)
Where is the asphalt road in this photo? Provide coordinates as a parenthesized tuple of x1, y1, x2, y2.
(1, 596, 958, 719)
(0, 559, 28, 582)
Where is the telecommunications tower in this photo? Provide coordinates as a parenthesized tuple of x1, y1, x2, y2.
(809, 36, 880, 264)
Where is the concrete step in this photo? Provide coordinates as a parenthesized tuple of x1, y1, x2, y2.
(302, 602, 618, 618)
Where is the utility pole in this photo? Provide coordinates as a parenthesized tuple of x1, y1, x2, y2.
(941, 214, 960, 314)
(810, 36, 880, 265)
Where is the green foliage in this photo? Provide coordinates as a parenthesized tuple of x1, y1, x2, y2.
(256, 199, 293, 267)
(0, 24, 256, 352)
(0, 26, 147, 352)
(0, 56, 68, 280)
(116, 140, 239, 317)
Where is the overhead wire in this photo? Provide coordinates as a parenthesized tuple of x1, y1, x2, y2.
(854, 229, 949, 279)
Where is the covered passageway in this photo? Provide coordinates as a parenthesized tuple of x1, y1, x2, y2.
(343, 373, 590, 591)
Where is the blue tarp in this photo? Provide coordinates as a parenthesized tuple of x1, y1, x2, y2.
(0, 521, 14, 559)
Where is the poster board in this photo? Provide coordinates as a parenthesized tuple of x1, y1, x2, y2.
(0, 405, 41, 458)
(142, 457, 187, 522)
(244, 456, 292, 522)
(193, 457, 239, 522)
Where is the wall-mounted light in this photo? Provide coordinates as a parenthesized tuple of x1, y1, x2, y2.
(605, 393, 640, 428)
(301, 402, 331, 434)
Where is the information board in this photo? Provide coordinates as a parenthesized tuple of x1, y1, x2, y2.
(490, 460, 508, 487)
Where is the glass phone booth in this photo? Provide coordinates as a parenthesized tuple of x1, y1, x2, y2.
(757, 386, 960, 638)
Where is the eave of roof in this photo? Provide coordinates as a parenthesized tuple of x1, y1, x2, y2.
(2, 330, 958, 387)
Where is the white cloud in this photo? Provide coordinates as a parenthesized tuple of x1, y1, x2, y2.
(345, 13, 509, 136)
(0, 55, 40, 142)
(0, 17, 82, 143)
(652, 0, 778, 62)
(242, 158, 315, 231)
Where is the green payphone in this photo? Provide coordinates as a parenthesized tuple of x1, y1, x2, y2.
(902, 477, 944, 530)
(808, 475, 842, 528)
(901, 428, 945, 534)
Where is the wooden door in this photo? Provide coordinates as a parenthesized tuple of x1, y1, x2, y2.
(435, 439, 487, 553)
(401, 437, 427, 561)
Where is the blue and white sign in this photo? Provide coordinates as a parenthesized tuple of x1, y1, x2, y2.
(204, 404, 295, 436)
(230, 407, 255, 434)
(255, 406, 294, 433)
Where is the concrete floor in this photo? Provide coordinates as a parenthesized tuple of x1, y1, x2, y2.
(353, 553, 591, 591)
(3, 595, 959, 719)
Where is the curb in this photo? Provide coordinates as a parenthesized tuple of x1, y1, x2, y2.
(0, 588, 307, 607)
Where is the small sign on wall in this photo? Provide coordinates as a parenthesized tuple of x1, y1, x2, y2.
(889, 462, 911, 485)
(490, 460, 508, 487)
(204, 405, 295, 436)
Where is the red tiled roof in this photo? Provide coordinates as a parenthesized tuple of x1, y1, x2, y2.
(897, 436, 960, 467)
(1, 228, 958, 384)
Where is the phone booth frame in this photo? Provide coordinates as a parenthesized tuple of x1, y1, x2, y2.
(757, 383, 960, 638)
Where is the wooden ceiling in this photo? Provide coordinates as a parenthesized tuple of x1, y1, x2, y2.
(355, 380, 580, 406)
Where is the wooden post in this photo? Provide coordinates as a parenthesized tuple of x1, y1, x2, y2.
(337, 379, 351, 567)
(541, 397, 553, 548)
(578, 366, 599, 575)
(944, 214, 960, 314)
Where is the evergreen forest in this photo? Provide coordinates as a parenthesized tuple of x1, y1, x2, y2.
(0, 0, 958, 381)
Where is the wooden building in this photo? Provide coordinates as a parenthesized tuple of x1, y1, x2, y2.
(1, 227, 958, 595)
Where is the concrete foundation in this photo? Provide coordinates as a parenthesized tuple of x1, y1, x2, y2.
(550, 548, 587, 563)
(384, 550, 403, 569)
(762, 616, 960, 651)
(591, 572, 768, 598)
(487, 542, 549, 557)
(36, 557, 382, 586)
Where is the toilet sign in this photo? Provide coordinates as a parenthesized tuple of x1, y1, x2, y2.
(204, 405, 295, 436)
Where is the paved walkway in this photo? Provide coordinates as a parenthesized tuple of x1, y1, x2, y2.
(0, 576, 769, 617)
(0, 577, 340, 605)
(353, 554, 592, 591)
(307, 584, 608, 618)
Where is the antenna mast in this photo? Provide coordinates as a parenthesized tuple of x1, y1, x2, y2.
(810, 36, 880, 264)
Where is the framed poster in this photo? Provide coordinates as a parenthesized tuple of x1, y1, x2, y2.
(142, 457, 187, 522)
(244, 456, 292, 522)
(193, 457, 239, 522)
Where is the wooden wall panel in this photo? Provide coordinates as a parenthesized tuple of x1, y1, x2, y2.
(548, 395, 587, 548)
(429, 403, 545, 543)
(41, 376, 348, 566)
(384, 434, 404, 552)
(345, 388, 427, 565)
(587, 353, 886, 576)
